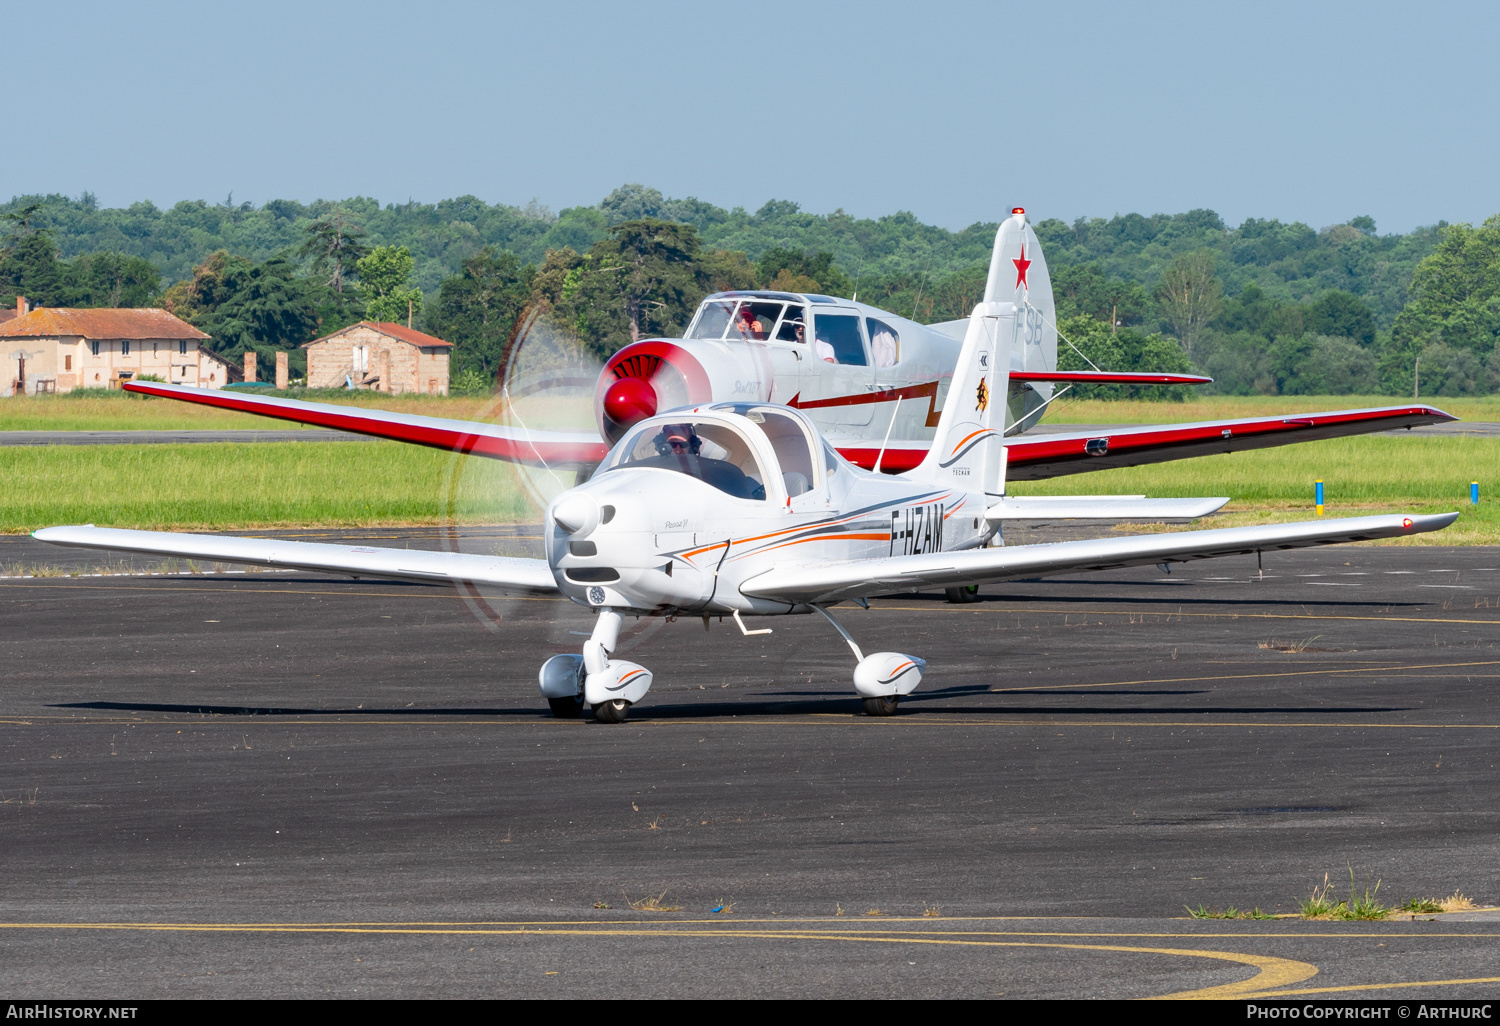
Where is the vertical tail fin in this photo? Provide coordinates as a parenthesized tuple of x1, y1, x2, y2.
(903, 299, 1014, 498)
(984, 208, 1057, 434)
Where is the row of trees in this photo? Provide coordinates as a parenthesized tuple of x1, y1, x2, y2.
(4, 187, 1498, 398)
(0, 186, 1445, 322)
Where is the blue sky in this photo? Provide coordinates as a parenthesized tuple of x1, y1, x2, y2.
(5, 0, 1497, 233)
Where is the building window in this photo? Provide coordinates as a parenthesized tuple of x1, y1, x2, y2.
(179, 340, 188, 355)
(91, 341, 99, 356)
(64, 355, 72, 371)
(121, 340, 131, 356)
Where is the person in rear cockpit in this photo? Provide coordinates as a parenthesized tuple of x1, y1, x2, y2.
(634, 424, 765, 500)
(732, 306, 769, 341)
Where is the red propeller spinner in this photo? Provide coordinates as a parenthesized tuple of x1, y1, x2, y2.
(602, 376, 658, 427)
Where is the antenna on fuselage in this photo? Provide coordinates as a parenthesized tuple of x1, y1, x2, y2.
(871, 397, 903, 475)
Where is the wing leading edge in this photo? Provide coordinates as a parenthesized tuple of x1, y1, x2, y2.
(121, 381, 609, 468)
(32, 526, 558, 594)
(739, 512, 1458, 604)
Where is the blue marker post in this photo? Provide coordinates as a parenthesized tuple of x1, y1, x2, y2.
(1473, 481, 1480, 505)
(1315, 479, 1324, 516)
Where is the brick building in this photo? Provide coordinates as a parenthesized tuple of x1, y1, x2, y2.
(0, 300, 228, 395)
(303, 321, 451, 395)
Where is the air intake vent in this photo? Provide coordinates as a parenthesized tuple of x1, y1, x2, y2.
(568, 541, 597, 557)
(566, 568, 620, 583)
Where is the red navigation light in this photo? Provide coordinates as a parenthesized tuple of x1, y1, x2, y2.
(1011, 207, 1025, 215)
(603, 376, 658, 427)
(1403, 517, 1413, 529)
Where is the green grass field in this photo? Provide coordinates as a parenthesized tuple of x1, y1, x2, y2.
(1, 393, 1495, 544)
(1040, 394, 1500, 425)
(0, 442, 540, 532)
(0, 391, 501, 432)
(1008, 434, 1496, 545)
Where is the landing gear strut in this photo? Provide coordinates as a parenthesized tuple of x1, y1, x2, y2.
(811, 605, 926, 716)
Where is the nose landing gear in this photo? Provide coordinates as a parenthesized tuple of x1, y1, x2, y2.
(538, 608, 654, 723)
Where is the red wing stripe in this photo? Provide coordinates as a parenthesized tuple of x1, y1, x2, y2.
(121, 382, 609, 466)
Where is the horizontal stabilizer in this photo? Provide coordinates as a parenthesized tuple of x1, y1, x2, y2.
(122, 381, 608, 468)
(1009, 370, 1211, 386)
(985, 496, 1229, 520)
(739, 512, 1457, 604)
(32, 526, 558, 594)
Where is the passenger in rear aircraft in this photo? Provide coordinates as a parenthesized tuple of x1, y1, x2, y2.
(811, 323, 837, 363)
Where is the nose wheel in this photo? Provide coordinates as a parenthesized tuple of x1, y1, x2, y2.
(861, 696, 900, 716)
(593, 699, 631, 723)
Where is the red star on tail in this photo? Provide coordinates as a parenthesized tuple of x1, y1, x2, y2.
(1013, 245, 1032, 290)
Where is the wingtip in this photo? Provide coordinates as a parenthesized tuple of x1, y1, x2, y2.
(1406, 512, 1461, 532)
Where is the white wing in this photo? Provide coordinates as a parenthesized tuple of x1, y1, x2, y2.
(985, 496, 1229, 520)
(739, 512, 1458, 604)
(32, 526, 557, 594)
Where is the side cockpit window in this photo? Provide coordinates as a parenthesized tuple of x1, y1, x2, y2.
(866, 318, 899, 368)
(812, 313, 867, 365)
(745, 409, 818, 497)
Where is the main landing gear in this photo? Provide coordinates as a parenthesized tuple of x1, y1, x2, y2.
(945, 585, 980, 604)
(812, 605, 926, 716)
(538, 608, 654, 724)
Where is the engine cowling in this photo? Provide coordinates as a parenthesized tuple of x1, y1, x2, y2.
(595, 339, 769, 444)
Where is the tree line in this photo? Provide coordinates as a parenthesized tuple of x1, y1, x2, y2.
(1, 187, 1496, 397)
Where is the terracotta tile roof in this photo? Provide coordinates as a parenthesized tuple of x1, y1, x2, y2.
(0, 309, 15, 324)
(304, 321, 453, 349)
(0, 307, 209, 340)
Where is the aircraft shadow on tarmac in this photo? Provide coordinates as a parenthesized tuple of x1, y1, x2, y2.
(891, 591, 1426, 610)
(53, 686, 1415, 719)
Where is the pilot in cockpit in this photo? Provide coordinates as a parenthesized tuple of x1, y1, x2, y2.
(641, 423, 765, 499)
(654, 423, 701, 457)
(733, 306, 769, 341)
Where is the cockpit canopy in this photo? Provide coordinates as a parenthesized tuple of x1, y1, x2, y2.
(687, 293, 809, 343)
(598, 403, 834, 501)
(684, 291, 901, 367)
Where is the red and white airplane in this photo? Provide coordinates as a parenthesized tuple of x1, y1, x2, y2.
(106, 207, 1452, 487)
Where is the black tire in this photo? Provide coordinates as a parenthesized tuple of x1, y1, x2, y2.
(945, 585, 981, 604)
(861, 696, 900, 716)
(547, 695, 585, 719)
(593, 699, 631, 724)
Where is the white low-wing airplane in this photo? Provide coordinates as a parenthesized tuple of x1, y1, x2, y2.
(35, 295, 1457, 722)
